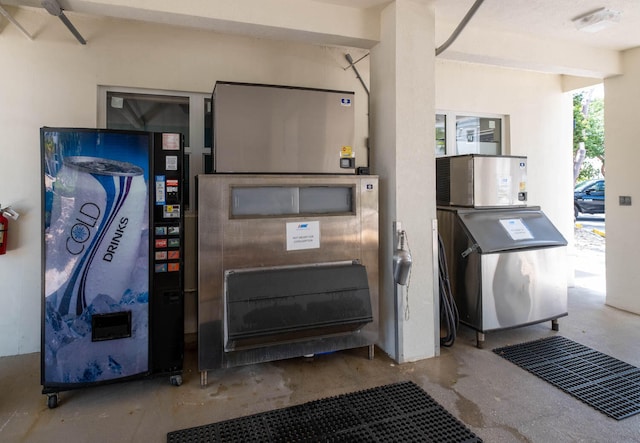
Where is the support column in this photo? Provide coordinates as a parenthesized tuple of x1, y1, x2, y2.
(604, 47, 640, 315)
(371, 0, 438, 363)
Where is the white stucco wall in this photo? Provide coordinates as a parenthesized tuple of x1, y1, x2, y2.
(604, 47, 640, 315)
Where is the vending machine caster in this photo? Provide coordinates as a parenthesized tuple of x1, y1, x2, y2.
(47, 393, 59, 409)
(170, 374, 183, 386)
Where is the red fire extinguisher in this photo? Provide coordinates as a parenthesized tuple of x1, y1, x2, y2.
(0, 212, 7, 255)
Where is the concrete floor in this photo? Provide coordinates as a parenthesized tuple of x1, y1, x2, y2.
(2, 250, 639, 442)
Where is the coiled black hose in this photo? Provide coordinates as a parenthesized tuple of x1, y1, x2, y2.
(439, 233, 459, 347)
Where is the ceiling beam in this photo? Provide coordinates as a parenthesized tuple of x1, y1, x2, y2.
(0, 5, 33, 40)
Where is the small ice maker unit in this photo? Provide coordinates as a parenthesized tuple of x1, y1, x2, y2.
(437, 154, 528, 207)
(197, 174, 378, 385)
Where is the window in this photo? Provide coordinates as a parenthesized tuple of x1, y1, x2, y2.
(106, 92, 190, 145)
(455, 116, 501, 155)
(230, 185, 354, 218)
(436, 112, 506, 156)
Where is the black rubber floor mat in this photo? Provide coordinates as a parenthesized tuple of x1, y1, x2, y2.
(167, 381, 482, 442)
(494, 335, 640, 420)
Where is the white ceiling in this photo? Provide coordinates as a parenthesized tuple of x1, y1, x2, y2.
(436, 0, 640, 51)
(3, 0, 639, 52)
(321, 0, 640, 51)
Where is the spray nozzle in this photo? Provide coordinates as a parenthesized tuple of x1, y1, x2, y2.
(393, 228, 412, 286)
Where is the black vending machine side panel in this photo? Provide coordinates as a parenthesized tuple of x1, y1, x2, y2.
(150, 132, 185, 375)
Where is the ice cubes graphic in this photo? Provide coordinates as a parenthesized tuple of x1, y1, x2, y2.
(82, 360, 103, 382)
(109, 356, 123, 375)
(44, 290, 149, 384)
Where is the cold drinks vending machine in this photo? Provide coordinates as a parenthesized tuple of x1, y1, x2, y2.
(41, 128, 184, 408)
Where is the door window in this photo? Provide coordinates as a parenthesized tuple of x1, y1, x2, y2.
(99, 87, 211, 211)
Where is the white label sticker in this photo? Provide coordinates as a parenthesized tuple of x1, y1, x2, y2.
(496, 176, 512, 204)
(166, 155, 178, 171)
(499, 218, 534, 241)
(155, 175, 166, 205)
(286, 221, 320, 251)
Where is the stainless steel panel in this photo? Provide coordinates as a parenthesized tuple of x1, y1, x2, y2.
(472, 156, 527, 207)
(479, 248, 567, 330)
(197, 174, 378, 372)
(437, 206, 567, 334)
(443, 155, 527, 207)
(449, 155, 474, 206)
(197, 178, 226, 372)
(458, 206, 567, 253)
(213, 82, 355, 174)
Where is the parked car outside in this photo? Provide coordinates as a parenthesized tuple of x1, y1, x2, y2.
(574, 179, 605, 219)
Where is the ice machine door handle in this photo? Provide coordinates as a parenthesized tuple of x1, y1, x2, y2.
(461, 243, 479, 258)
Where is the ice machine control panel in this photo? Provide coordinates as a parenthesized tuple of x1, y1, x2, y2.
(340, 157, 354, 169)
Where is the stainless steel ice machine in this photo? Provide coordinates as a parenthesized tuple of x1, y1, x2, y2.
(437, 206, 567, 347)
(212, 82, 356, 174)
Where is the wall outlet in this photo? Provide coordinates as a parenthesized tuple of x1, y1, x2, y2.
(619, 196, 632, 206)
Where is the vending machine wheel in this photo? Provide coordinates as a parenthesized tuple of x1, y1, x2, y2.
(47, 393, 59, 409)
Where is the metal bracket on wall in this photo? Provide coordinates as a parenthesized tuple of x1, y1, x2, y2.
(344, 52, 372, 174)
(41, 0, 87, 45)
(344, 53, 370, 96)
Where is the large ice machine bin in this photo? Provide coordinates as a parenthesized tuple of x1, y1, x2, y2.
(197, 174, 379, 385)
(437, 206, 568, 348)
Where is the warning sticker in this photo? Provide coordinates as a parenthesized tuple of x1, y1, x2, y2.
(286, 221, 320, 251)
(164, 204, 180, 218)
